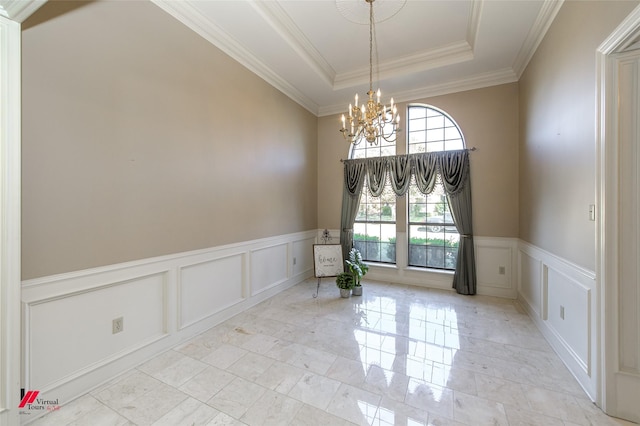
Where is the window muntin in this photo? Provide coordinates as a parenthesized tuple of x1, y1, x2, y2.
(407, 105, 464, 270)
(408, 106, 464, 154)
(350, 136, 396, 264)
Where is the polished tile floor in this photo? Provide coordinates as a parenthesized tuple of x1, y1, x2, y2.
(30, 279, 633, 425)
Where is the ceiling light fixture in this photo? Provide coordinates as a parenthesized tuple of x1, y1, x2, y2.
(339, 0, 400, 146)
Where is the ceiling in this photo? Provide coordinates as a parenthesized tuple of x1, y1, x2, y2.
(150, 0, 563, 117)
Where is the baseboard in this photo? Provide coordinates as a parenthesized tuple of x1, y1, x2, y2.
(517, 240, 597, 400)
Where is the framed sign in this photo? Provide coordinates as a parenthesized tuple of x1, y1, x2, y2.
(313, 244, 343, 278)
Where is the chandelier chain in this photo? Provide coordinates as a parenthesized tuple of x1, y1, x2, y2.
(339, 0, 401, 147)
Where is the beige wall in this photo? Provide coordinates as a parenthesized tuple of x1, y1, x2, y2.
(21, 1, 318, 280)
(318, 83, 520, 238)
(519, 0, 638, 270)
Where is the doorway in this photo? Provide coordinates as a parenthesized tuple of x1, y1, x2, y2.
(597, 6, 640, 423)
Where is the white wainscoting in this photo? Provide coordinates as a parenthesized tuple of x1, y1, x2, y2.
(372, 234, 518, 298)
(21, 230, 316, 417)
(517, 241, 597, 400)
(324, 231, 518, 298)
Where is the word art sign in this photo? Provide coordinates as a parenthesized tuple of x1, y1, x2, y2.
(313, 244, 343, 278)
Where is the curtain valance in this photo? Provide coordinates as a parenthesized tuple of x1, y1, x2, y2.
(343, 150, 470, 197)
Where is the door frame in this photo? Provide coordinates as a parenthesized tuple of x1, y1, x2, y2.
(0, 1, 45, 423)
(596, 4, 640, 421)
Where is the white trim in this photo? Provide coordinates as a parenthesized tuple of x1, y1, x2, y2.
(150, 0, 319, 116)
(512, 0, 564, 78)
(0, 0, 45, 22)
(21, 230, 316, 423)
(517, 240, 597, 400)
(597, 4, 640, 420)
(0, 14, 21, 425)
(320, 67, 518, 117)
(333, 41, 474, 90)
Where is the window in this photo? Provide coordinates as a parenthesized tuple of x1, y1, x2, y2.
(350, 136, 396, 264)
(407, 105, 465, 270)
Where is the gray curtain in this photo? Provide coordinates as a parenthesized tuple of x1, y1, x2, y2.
(340, 149, 476, 294)
(439, 151, 476, 295)
(340, 160, 366, 263)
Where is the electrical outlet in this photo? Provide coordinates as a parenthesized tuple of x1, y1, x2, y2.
(498, 266, 505, 275)
(560, 306, 565, 320)
(112, 317, 124, 334)
(293, 257, 297, 265)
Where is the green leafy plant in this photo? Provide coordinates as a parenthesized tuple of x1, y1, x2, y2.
(335, 272, 354, 290)
(345, 248, 369, 287)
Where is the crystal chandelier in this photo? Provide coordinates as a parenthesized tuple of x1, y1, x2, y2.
(339, 0, 400, 146)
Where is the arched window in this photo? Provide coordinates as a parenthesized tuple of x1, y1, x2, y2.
(349, 136, 396, 263)
(407, 105, 465, 270)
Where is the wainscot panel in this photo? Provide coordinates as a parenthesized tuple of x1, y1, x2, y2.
(518, 250, 543, 317)
(26, 272, 167, 391)
(179, 253, 245, 329)
(545, 266, 590, 373)
(250, 243, 288, 295)
(474, 237, 518, 298)
(292, 237, 316, 278)
(21, 230, 316, 423)
(517, 241, 597, 400)
(343, 233, 517, 297)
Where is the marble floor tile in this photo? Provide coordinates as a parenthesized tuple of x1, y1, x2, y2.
(115, 382, 189, 425)
(362, 364, 410, 402)
(502, 404, 565, 426)
(326, 383, 381, 425)
(146, 352, 209, 388)
(288, 371, 342, 410)
(227, 351, 275, 382)
(326, 355, 368, 386)
(151, 397, 219, 425)
(28, 279, 629, 426)
(254, 360, 306, 394)
(372, 397, 430, 426)
(92, 370, 164, 410)
(206, 412, 248, 426)
(452, 391, 509, 425)
(206, 377, 266, 419)
(201, 343, 249, 370)
(178, 365, 236, 402)
(405, 378, 454, 419)
(290, 403, 355, 426)
(68, 403, 134, 426)
(239, 389, 303, 426)
(520, 384, 589, 424)
(473, 373, 530, 410)
(27, 394, 110, 426)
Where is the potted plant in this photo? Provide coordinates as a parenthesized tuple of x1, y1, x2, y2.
(345, 248, 368, 296)
(336, 272, 354, 298)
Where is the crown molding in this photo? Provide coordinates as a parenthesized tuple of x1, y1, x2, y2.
(0, 0, 46, 22)
(151, 0, 319, 115)
(333, 41, 474, 90)
(319, 67, 518, 117)
(467, 0, 483, 50)
(249, 1, 335, 87)
(512, 0, 564, 78)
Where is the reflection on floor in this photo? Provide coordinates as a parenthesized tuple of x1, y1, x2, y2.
(29, 279, 633, 425)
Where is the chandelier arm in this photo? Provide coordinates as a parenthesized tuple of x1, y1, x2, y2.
(339, 0, 400, 147)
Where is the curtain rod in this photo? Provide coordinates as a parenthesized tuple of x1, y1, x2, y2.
(340, 146, 476, 162)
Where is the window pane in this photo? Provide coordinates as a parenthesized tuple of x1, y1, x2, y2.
(407, 105, 465, 271)
(349, 133, 396, 265)
(409, 117, 427, 131)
